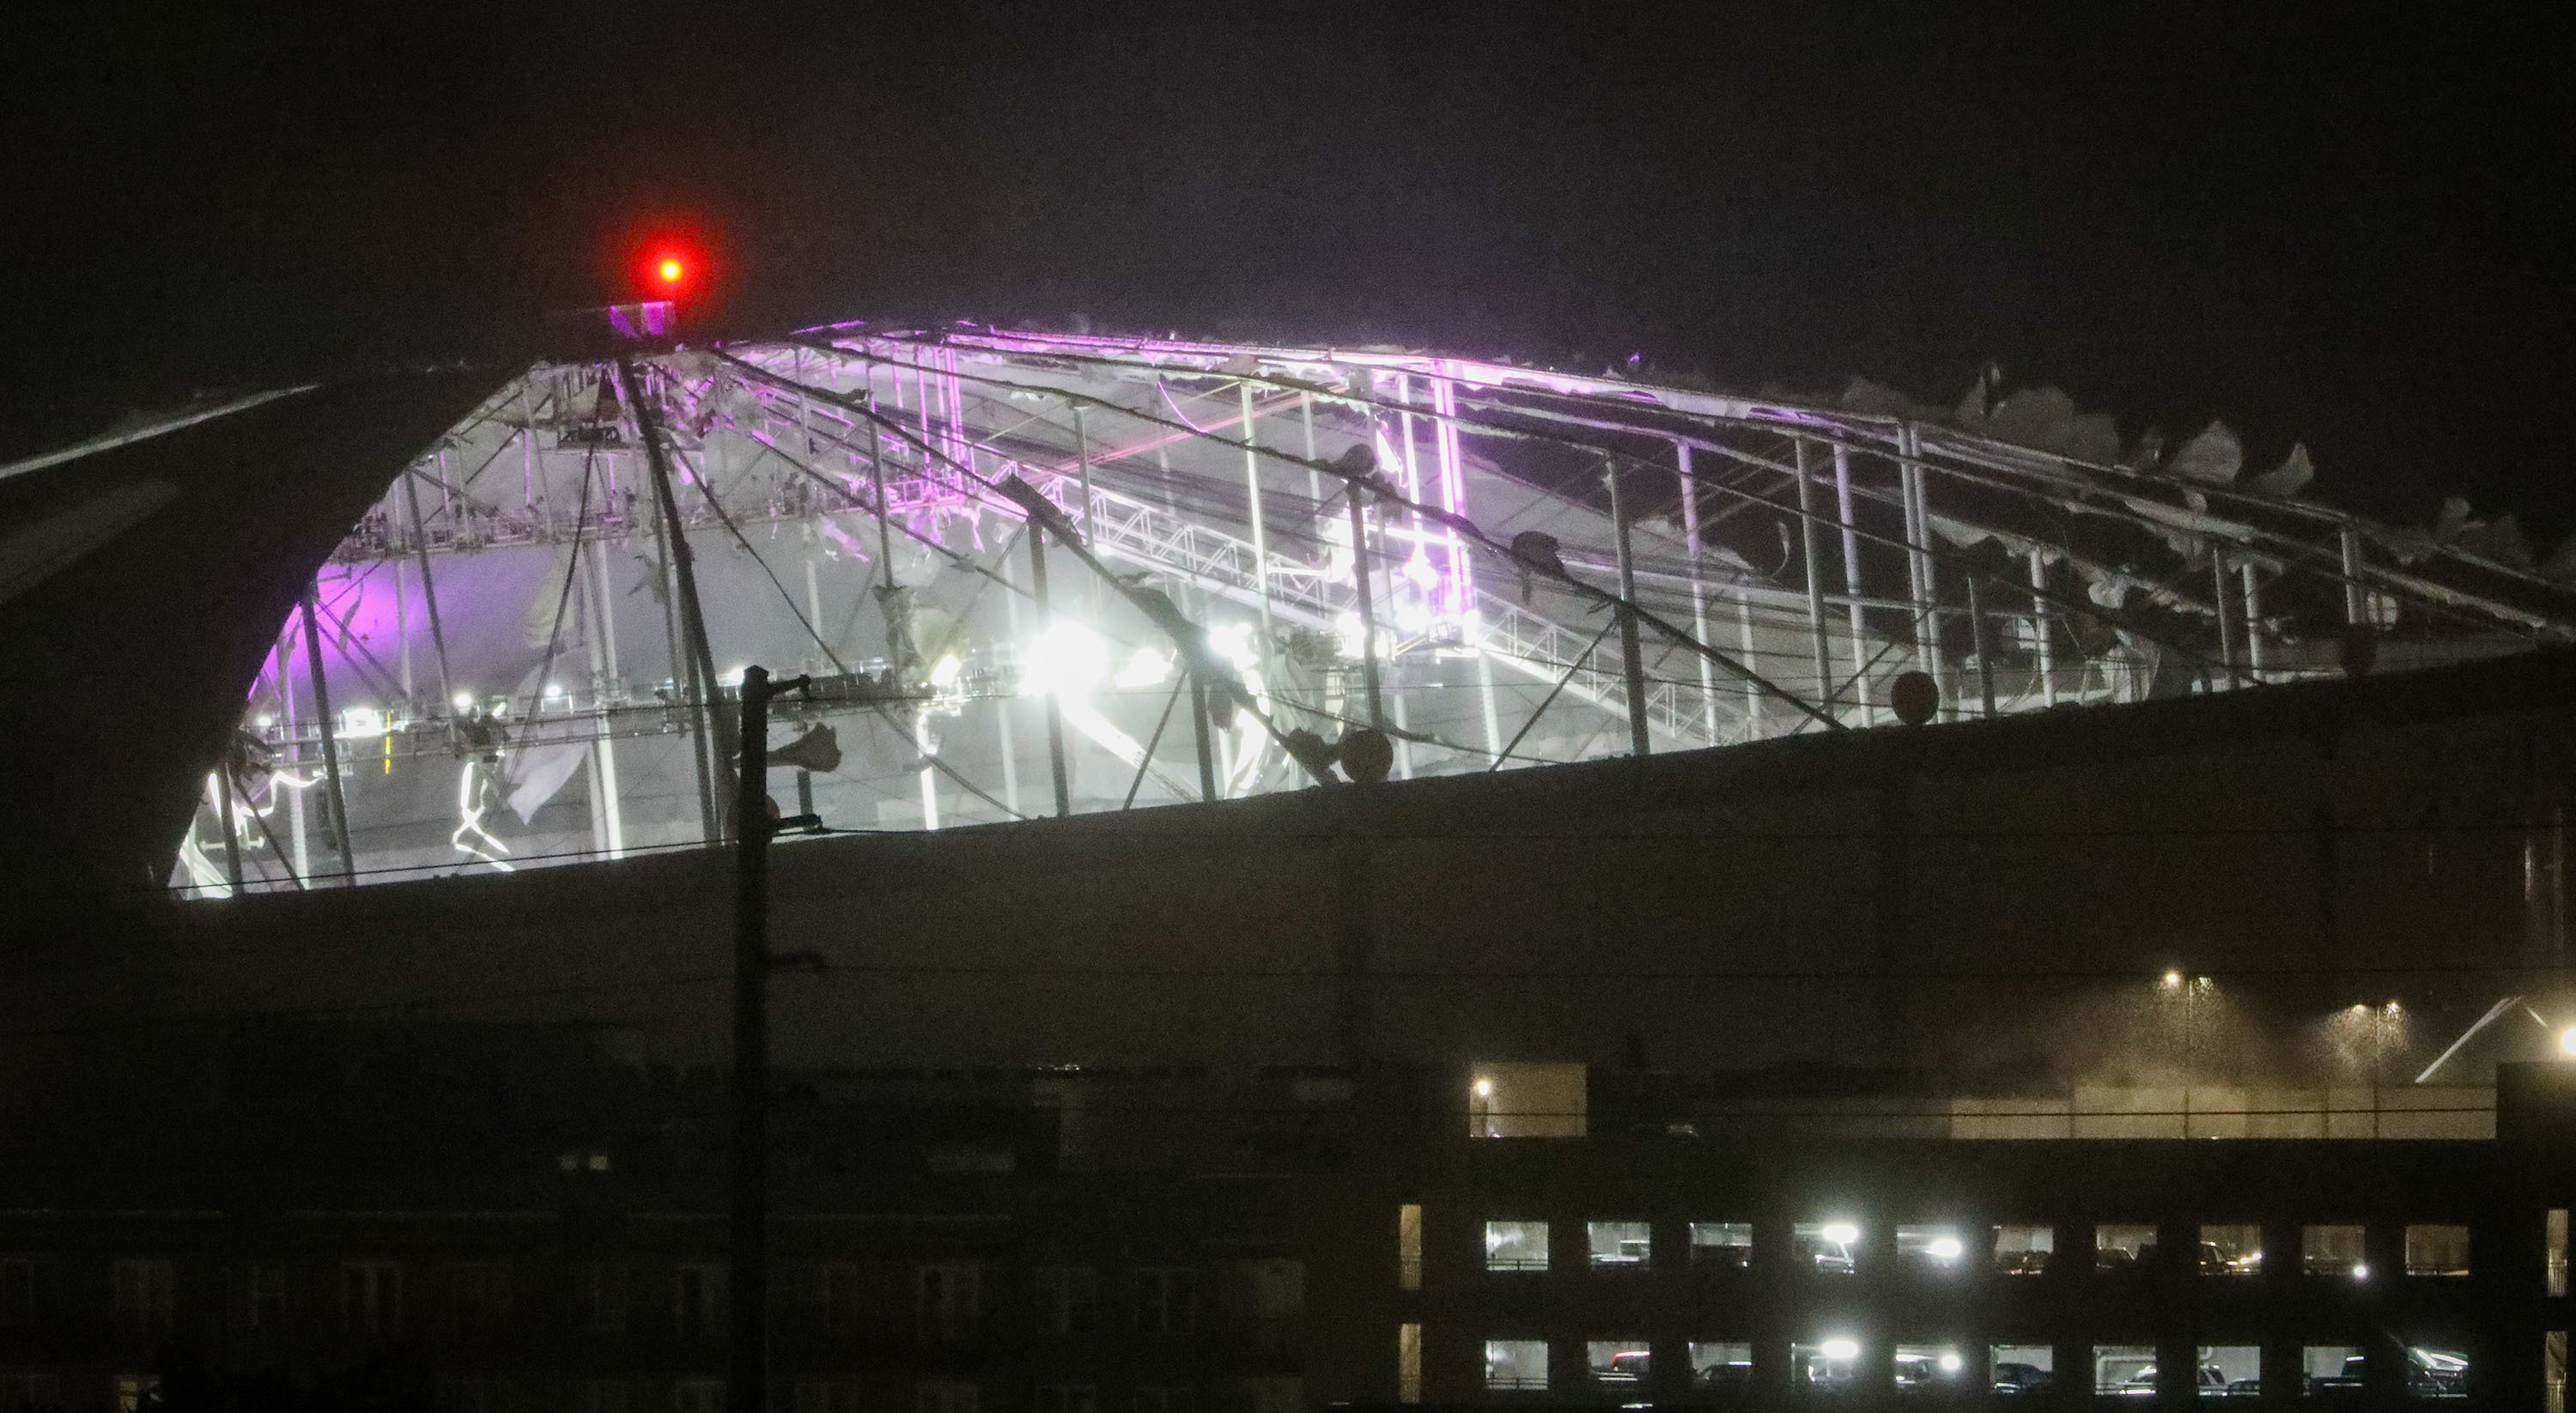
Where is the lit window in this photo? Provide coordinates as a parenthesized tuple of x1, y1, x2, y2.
(1691, 1343, 1753, 1392)
(1991, 1224, 2052, 1277)
(2405, 1225, 2471, 1277)
(1793, 1338, 1864, 1394)
(1397, 1323, 1422, 1405)
(2547, 1331, 2565, 1413)
(1484, 1339, 1549, 1392)
(1587, 1222, 1650, 1270)
(1894, 1224, 1965, 1270)
(2094, 1345, 2157, 1398)
(1690, 1222, 1752, 1270)
(2305, 1348, 2364, 1396)
(2403, 1343, 2469, 1399)
(2303, 1223, 2367, 1277)
(2554, 1210, 2569, 1298)
(1397, 1204, 1421, 1291)
(1792, 1222, 1859, 1275)
(1464, 1062, 1587, 1138)
(2199, 1224, 2262, 1277)
(1893, 1344, 1967, 1394)
(1484, 1222, 1548, 1274)
(2201, 1345, 2259, 1398)
(1587, 1340, 1650, 1387)
(114, 1374, 161, 1413)
(2095, 1224, 2157, 1274)
(1990, 1346, 2052, 1398)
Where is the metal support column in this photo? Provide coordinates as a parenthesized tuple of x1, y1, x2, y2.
(1965, 574, 1997, 717)
(2029, 549, 2057, 707)
(1792, 440, 1834, 723)
(1346, 486, 1386, 728)
(392, 558, 414, 709)
(298, 591, 357, 883)
(628, 363, 738, 837)
(2241, 561, 2266, 676)
(398, 472, 457, 712)
(1072, 401, 1099, 612)
(1899, 426, 1939, 689)
(275, 634, 309, 882)
(647, 470, 717, 841)
(1189, 675, 1218, 803)
(1605, 463, 1652, 757)
(2212, 549, 2242, 688)
(214, 764, 246, 892)
(1299, 391, 1322, 501)
(1676, 443, 1720, 740)
(1239, 383, 1274, 646)
(2340, 526, 2369, 626)
(997, 555, 1024, 816)
(1832, 444, 1872, 725)
(584, 543, 627, 858)
(1737, 597, 1763, 741)
(1029, 526, 1074, 817)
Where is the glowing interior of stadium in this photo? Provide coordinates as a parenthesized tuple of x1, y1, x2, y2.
(167, 324, 2576, 894)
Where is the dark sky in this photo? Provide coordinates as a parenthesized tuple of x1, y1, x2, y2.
(12, 2, 2570, 541)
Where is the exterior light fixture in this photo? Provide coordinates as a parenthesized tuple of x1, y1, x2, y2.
(1926, 1237, 1964, 1261)
(2163, 970, 2184, 989)
(1820, 1223, 1860, 1246)
(452, 692, 475, 711)
(2352, 1263, 2369, 1279)
(1473, 1077, 1494, 1098)
(657, 257, 685, 285)
(2560, 1027, 2576, 1058)
(1937, 1353, 1963, 1374)
(1820, 1339, 1860, 1361)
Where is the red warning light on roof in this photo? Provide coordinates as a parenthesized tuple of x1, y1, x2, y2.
(656, 257, 686, 285)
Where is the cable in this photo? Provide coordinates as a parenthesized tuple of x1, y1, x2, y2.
(769, 341, 1840, 732)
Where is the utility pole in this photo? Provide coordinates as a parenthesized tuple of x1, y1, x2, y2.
(731, 664, 814, 1413)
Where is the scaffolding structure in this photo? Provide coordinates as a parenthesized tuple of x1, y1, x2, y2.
(172, 325, 2576, 894)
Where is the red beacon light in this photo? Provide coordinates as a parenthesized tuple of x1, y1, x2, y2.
(655, 256, 686, 286)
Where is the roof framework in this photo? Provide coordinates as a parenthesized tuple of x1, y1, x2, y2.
(168, 325, 2576, 893)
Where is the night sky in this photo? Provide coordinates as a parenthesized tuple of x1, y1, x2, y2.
(11, 3, 2569, 542)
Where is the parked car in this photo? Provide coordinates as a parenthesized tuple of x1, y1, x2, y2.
(1992, 1363, 2052, 1397)
(1790, 1231, 1856, 1274)
(2116, 1363, 2227, 1396)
